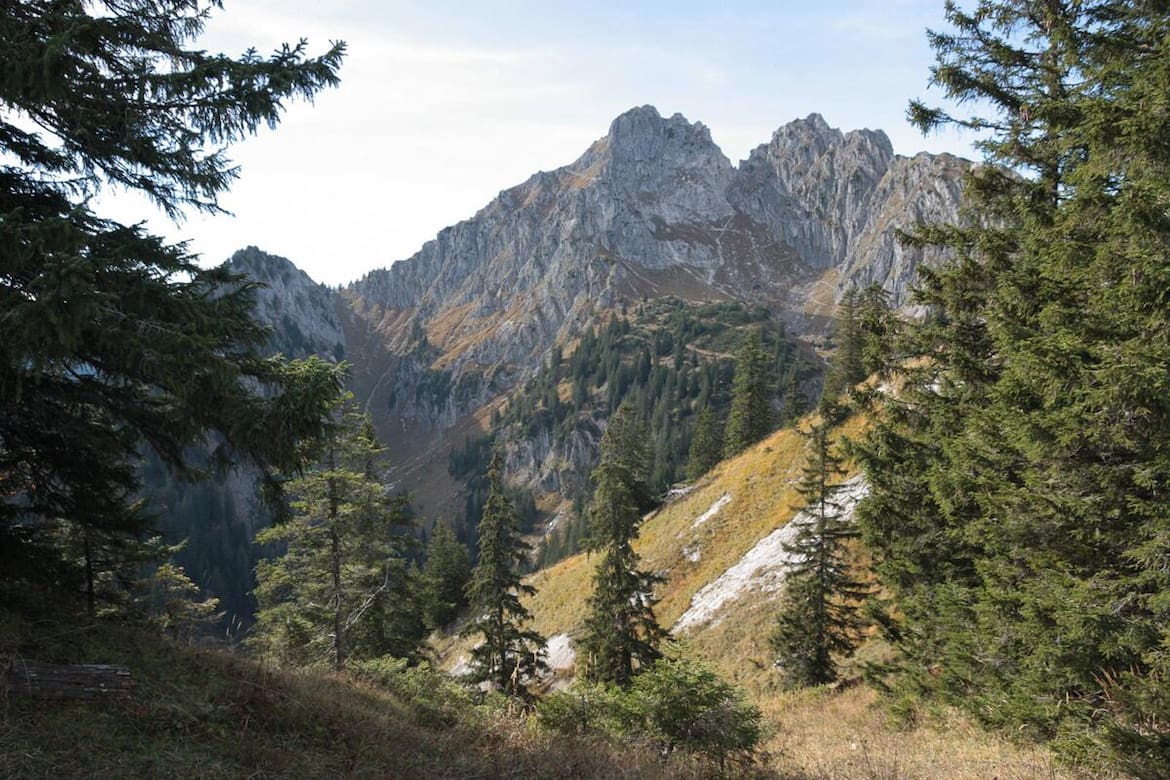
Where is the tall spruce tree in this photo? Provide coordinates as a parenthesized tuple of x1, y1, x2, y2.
(770, 422, 867, 688)
(251, 405, 420, 670)
(0, 2, 346, 614)
(420, 523, 472, 630)
(579, 404, 667, 687)
(724, 331, 773, 457)
(822, 290, 865, 401)
(686, 408, 723, 481)
(855, 284, 897, 380)
(856, 2, 1170, 771)
(823, 285, 897, 407)
(461, 450, 546, 695)
(779, 369, 808, 427)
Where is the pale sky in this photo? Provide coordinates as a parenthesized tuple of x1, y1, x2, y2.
(96, 1, 977, 287)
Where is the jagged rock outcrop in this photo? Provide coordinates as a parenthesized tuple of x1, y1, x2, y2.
(175, 110, 971, 618)
(347, 106, 968, 434)
(226, 246, 347, 360)
(730, 114, 966, 310)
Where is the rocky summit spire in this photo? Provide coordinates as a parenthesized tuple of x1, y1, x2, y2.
(342, 106, 968, 438)
(603, 105, 722, 164)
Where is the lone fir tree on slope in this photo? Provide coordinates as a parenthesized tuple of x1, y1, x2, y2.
(461, 449, 546, 695)
(771, 421, 867, 688)
(251, 403, 422, 670)
(724, 331, 773, 457)
(686, 407, 724, 481)
(579, 404, 667, 688)
(420, 522, 471, 630)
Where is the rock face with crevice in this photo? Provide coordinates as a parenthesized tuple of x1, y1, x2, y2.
(171, 110, 969, 622)
(226, 107, 968, 523)
(346, 106, 967, 432)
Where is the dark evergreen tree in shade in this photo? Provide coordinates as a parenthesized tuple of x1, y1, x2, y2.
(420, 522, 471, 630)
(461, 450, 546, 695)
(822, 290, 864, 402)
(723, 331, 773, 457)
(779, 369, 808, 426)
(0, 1, 346, 615)
(855, 284, 897, 380)
(770, 422, 867, 688)
(686, 408, 723, 481)
(579, 405, 668, 688)
(824, 285, 898, 408)
(251, 405, 421, 670)
(855, 3, 1170, 772)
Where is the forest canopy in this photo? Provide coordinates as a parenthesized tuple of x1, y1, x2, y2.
(0, 0, 346, 613)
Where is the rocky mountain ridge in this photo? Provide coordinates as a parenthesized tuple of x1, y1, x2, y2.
(348, 106, 966, 412)
(222, 106, 969, 548)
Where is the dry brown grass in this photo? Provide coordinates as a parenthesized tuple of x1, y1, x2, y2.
(762, 685, 1086, 780)
(0, 619, 741, 780)
(443, 412, 1097, 780)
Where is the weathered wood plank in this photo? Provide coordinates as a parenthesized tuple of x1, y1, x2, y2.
(4, 659, 133, 700)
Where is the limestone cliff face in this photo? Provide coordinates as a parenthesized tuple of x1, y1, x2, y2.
(730, 115, 967, 313)
(232, 107, 969, 507)
(225, 246, 347, 361)
(346, 106, 968, 434)
(351, 107, 746, 378)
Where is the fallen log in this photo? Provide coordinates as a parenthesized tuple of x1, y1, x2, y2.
(3, 659, 133, 700)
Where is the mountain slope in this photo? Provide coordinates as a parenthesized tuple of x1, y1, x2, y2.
(435, 417, 1079, 778)
(190, 107, 970, 619)
(349, 107, 968, 421)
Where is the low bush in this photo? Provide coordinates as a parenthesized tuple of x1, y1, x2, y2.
(350, 656, 471, 728)
(537, 650, 764, 772)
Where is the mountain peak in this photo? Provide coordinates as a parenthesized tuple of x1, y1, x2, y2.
(601, 105, 720, 163)
(798, 112, 831, 130)
(226, 246, 315, 285)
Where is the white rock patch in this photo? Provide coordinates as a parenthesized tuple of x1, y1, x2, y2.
(544, 506, 569, 536)
(545, 633, 576, 672)
(691, 492, 732, 530)
(673, 476, 869, 633)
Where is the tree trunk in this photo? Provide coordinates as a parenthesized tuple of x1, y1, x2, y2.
(331, 525, 344, 671)
(328, 443, 345, 672)
(83, 528, 95, 619)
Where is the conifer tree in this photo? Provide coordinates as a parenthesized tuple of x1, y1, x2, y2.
(140, 559, 222, 642)
(580, 405, 667, 687)
(686, 408, 723, 481)
(770, 423, 867, 687)
(251, 405, 418, 670)
(822, 290, 864, 401)
(855, 284, 897, 380)
(856, 2, 1170, 769)
(724, 331, 773, 457)
(0, 1, 346, 613)
(779, 369, 808, 426)
(461, 450, 546, 695)
(420, 523, 472, 630)
(824, 285, 897, 405)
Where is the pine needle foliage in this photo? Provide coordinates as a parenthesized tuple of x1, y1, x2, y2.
(724, 331, 774, 457)
(251, 403, 422, 670)
(856, 2, 1170, 771)
(0, 1, 347, 615)
(461, 449, 546, 695)
(686, 407, 724, 481)
(579, 405, 668, 688)
(420, 523, 472, 630)
(771, 422, 868, 688)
